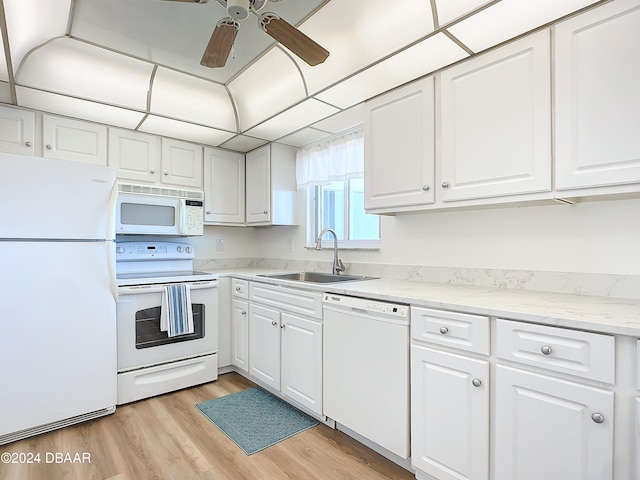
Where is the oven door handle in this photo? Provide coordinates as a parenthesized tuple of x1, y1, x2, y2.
(118, 280, 218, 295)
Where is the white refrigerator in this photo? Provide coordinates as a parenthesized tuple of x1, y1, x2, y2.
(0, 152, 118, 445)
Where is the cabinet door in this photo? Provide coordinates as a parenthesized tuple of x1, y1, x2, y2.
(0, 106, 35, 155)
(42, 115, 107, 165)
(439, 30, 551, 202)
(364, 77, 435, 211)
(495, 365, 613, 480)
(160, 138, 203, 189)
(203, 147, 245, 224)
(554, 0, 640, 190)
(411, 344, 489, 480)
(281, 313, 322, 415)
(249, 303, 280, 390)
(108, 128, 160, 183)
(231, 299, 249, 372)
(245, 145, 271, 224)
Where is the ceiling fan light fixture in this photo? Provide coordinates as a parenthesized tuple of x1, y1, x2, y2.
(227, 0, 250, 19)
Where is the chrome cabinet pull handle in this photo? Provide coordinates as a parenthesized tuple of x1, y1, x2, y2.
(271, 321, 277, 326)
(441, 181, 450, 188)
(591, 413, 605, 424)
(540, 345, 552, 355)
(472, 378, 482, 388)
(439, 326, 448, 335)
(25, 141, 32, 147)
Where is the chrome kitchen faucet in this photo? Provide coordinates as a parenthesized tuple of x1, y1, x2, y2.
(315, 228, 345, 275)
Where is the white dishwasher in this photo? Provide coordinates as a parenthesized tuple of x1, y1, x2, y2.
(323, 293, 410, 460)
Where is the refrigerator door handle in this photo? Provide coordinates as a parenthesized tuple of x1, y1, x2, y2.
(107, 241, 117, 302)
(107, 181, 118, 240)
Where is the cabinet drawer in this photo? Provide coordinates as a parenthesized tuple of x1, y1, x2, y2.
(411, 307, 490, 355)
(496, 319, 614, 384)
(250, 282, 322, 319)
(232, 278, 249, 299)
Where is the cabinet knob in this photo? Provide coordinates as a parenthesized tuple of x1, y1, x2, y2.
(45, 144, 52, 150)
(439, 326, 448, 335)
(206, 210, 212, 215)
(472, 378, 482, 388)
(540, 345, 552, 355)
(591, 412, 605, 424)
(422, 185, 430, 191)
(150, 170, 156, 174)
(235, 286, 241, 292)
(280, 324, 285, 329)
(163, 171, 169, 176)
(263, 210, 268, 215)
(441, 181, 450, 188)
(25, 141, 32, 147)
(241, 311, 246, 316)
(271, 321, 278, 326)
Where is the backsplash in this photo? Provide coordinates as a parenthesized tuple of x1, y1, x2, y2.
(195, 257, 640, 300)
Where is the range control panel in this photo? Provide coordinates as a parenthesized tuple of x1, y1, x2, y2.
(115, 241, 194, 261)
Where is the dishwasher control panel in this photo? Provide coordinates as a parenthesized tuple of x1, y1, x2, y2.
(323, 294, 409, 319)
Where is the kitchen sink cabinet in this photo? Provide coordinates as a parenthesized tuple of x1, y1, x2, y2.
(364, 76, 435, 213)
(554, 0, 640, 193)
(0, 105, 35, 155)
(42, 115, 107, 166)
(245, 143, 296, 226)
(109, 130, 202, 189)
(203, 147, 245, 225)
(248, 282, 323, 414)
(411, 307, 489, 480)
(438, 30, 551, 203)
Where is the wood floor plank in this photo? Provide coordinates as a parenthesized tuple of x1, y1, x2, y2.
(0, 372, 414, 480)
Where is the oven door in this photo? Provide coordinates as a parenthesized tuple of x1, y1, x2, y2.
(116, 280, 218, 371)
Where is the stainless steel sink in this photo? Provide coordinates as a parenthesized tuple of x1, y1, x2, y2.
(258, 272, 375, 284)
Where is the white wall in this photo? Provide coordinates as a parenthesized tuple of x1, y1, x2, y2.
(253, 192, 640, 276)
(190, 225, 258, 259)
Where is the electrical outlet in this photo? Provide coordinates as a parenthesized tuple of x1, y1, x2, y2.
(216, 239, 224, 252)
(287, 238, 294, 253)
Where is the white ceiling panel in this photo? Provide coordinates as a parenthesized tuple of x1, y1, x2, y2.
(292, 0, 436, 95)
(150, 67, 236, 132)
(448, 0, 602, 53)
(219, 134, 268, 153)
(16, 86, 145, 129)
(434, 0, 494, 27)
(3, 0, 71, 77)
(139, 114, 235, 146)
(0, 82, 13, 103)
(277, 127, 334, 149)
(244, 98, 339, 141)
(315, 33, 469, 109)
(228, 48, 307, 132)
(311, 103, 365, 133)
(16, 38, 153, 111)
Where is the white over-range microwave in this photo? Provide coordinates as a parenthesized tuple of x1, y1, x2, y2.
(115, 184, 204, 236)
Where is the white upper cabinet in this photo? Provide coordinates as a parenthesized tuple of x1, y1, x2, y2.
(108, 128, 160, 183)
(438, 30, 552, 202)
(554, 0, 640, 191)
(364, 76, 435, 213)
(203, 147, 245, 225)
(42, 115, 107, 165)
(245, 143, 296, 226)
(160, 138, 203, 189)
(0, 106, 35, 155)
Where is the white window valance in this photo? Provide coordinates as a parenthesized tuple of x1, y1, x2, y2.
(295, 128, 364, 190)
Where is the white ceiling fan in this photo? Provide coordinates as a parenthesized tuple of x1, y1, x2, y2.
(163, 0, 330, 68)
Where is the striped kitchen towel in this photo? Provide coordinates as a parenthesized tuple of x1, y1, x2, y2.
(160, 284, 195, 337)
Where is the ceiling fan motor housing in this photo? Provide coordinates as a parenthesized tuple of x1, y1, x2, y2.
(227, 0, 249, 19)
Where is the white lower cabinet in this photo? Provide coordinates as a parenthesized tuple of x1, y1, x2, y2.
(248, 283, 323, 415)
(494, 365, 613, 480)
(231, 299, 249, 372)
(411, 345, 489, 480)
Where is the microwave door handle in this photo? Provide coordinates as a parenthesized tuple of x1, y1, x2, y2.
(179, 199, 186, 235)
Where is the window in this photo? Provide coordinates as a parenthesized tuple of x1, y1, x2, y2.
(297, 128, 380, 249)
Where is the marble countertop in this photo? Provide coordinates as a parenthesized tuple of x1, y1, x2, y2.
(206, 268, 640, 337)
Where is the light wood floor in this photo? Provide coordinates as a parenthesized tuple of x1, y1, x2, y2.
(0, 372, 415, 480)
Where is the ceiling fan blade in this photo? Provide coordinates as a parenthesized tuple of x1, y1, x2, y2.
(201, 18, 239, 68)
(259, 13, 329, 66)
